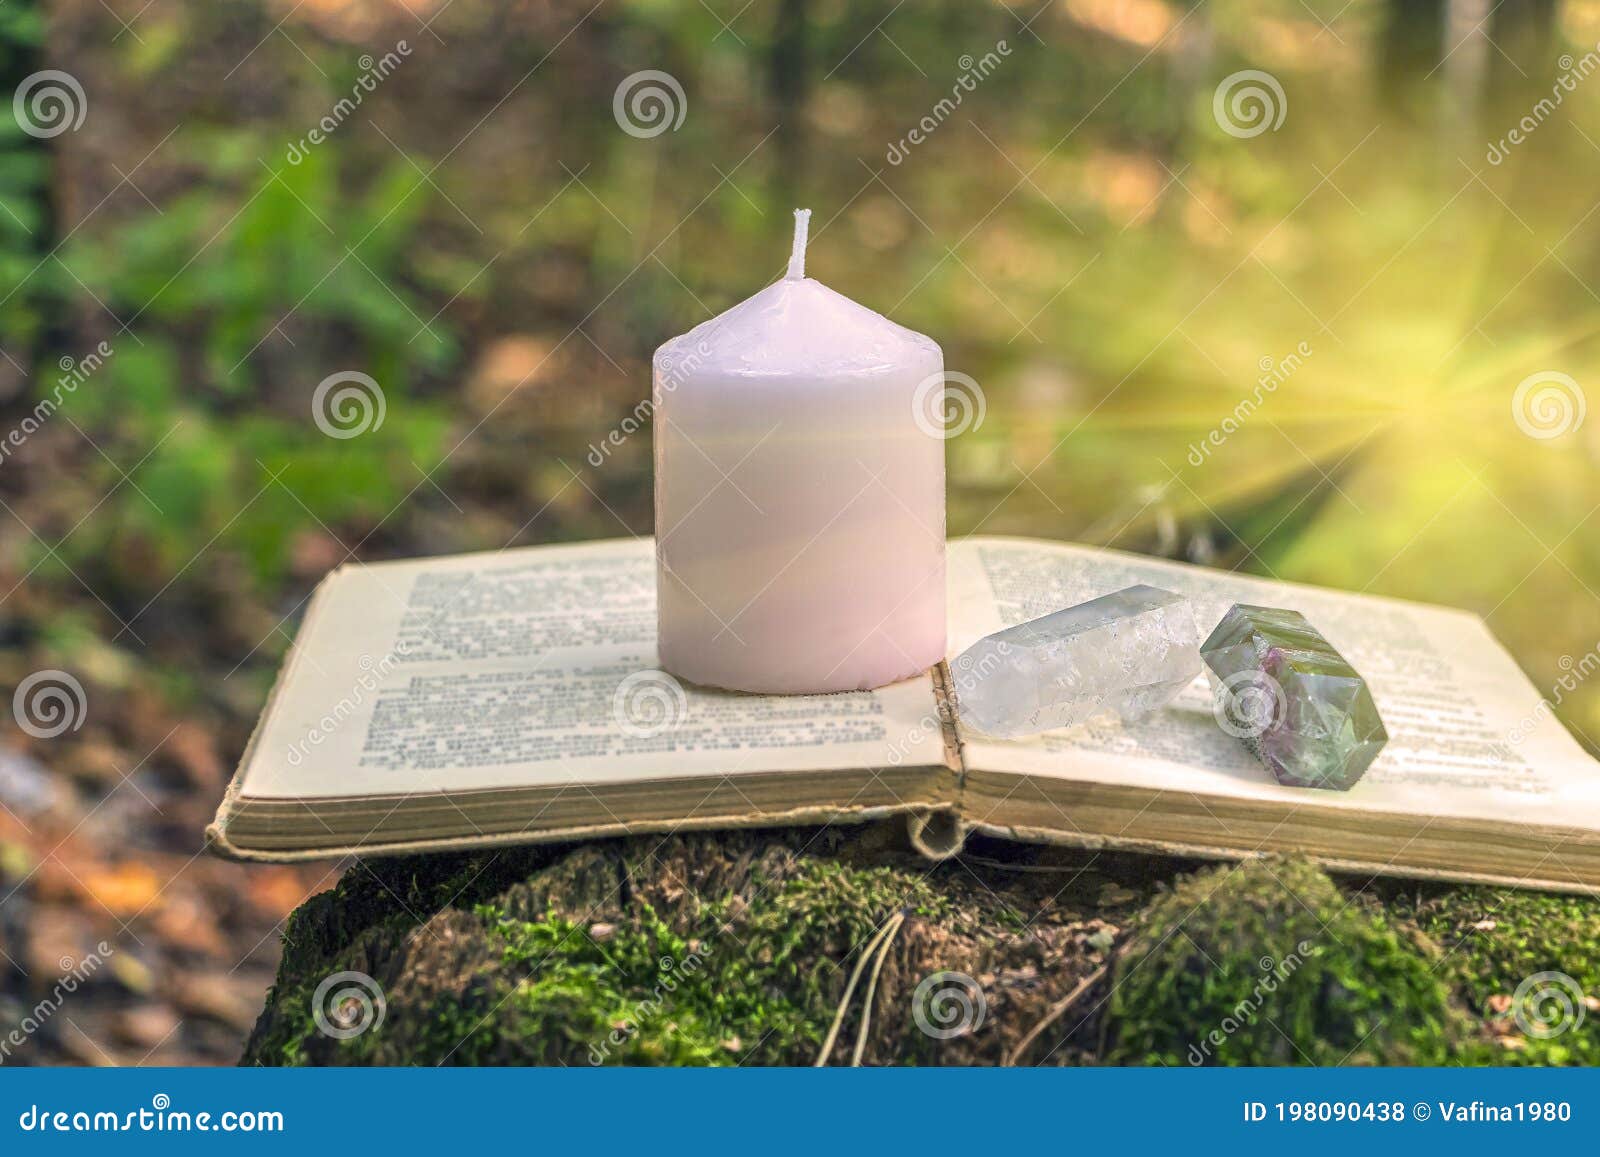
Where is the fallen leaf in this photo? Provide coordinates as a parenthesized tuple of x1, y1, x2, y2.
(79, 862, 163, 917)
(246, 869, 313, 919)
(150, 894, 230, 958)
(467, 336, 560, 412)
(169, 973, 260, 1031)
(110, 953, 156, 995)
(112, 1004, 182, 1049)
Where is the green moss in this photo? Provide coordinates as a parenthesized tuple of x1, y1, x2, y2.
(1381, 884, 1600, 1065)
(1105, 856, 1480, 1065)
(242, 831, 1600, 1067)
(479, 860, 954, 1066)
(246, 839, 955, 1066)
(244, 848, 563, 1067)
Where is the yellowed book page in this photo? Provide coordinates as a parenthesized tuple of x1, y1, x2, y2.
(947, 536, 1600, 830)
(240, 538, 946, 800)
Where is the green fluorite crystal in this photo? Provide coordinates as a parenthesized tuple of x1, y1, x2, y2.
(1199, 604, 1388, 791)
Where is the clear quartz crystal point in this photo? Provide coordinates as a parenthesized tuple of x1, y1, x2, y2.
(952, 585, 1203, 739)
(1199, 604, 1388, 791)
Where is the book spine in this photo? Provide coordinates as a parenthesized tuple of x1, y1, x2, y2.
(922, 659, 971, 858)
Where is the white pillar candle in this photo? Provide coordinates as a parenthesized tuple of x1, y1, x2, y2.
(653, 209, 946, 694)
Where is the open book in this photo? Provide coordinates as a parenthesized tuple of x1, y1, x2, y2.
(209, 537, 1600, 893)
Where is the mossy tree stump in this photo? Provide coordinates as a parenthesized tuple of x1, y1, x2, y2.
(243, 825, 1600, 1066)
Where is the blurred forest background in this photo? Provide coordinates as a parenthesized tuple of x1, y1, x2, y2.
(1, 0, 1599, 1064)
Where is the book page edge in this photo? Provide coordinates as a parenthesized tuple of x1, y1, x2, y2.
(208, 799, 960, 863)
(965, 819, 1600, 897)
(208, 568, 346, 850)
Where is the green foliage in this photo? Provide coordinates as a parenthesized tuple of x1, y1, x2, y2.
(1106, 857, 1479, 1066)
(57, 130, 458, 589)
(0, 5, 44, 56)
(0, 3, 53, 362)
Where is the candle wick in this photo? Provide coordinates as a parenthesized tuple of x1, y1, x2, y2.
(786, 208, 812, 280)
